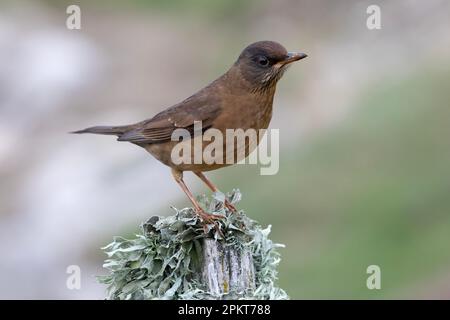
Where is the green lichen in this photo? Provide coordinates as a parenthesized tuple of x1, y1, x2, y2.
(97, 190, 288, 300)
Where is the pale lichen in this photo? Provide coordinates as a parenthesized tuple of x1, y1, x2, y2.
(97, 190, 288, 300)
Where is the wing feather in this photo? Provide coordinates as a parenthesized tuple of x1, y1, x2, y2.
(118, 92, 222, 144)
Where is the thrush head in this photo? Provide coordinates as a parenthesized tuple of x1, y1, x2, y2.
(235, 41, 307, 92)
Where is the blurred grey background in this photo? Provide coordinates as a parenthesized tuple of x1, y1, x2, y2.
(0, 0, 449, 299)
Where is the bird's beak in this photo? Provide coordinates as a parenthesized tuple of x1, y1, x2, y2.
(280, 52, 308, 65)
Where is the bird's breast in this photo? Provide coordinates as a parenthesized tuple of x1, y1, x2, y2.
(213, 92, 274, 132)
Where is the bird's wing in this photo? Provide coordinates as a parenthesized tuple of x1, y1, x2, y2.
(118, 93, 222, 144)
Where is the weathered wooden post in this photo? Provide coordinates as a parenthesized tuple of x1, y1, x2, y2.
(98, 191, 288, 300)
(201, 238, 255, 297)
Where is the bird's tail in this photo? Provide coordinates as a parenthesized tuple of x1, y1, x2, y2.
(70, 125, 129, 136)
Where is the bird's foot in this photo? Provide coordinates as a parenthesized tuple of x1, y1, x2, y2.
(196, 209, 224, 236)
(224, 200, 237, 213)
(197, 209, 224, 222)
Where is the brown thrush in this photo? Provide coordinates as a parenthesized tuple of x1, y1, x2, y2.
(73, 41, 307, 223)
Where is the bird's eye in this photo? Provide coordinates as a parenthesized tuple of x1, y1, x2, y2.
(257, 56, 269, 67)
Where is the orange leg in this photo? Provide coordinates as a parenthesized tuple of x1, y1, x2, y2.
(171, 169, 224, 224)
(193, 171, 237, 213)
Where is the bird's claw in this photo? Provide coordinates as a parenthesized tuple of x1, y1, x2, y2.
(224, 200, 237, 213)
(196, 209, 225, 236)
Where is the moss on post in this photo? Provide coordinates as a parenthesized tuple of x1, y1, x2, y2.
(98, 190, 288, 300)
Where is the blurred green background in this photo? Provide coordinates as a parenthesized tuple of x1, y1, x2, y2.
(0, 0, 449, 299)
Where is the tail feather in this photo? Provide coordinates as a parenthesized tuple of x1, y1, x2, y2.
(70, 125, 128, 136)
